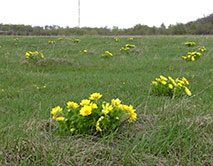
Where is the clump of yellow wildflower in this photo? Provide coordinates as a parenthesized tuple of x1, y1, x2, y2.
(151, 75, 192, 97)
(25, 51, 44, 62)
(120, 44, 136, 54)
(73, 39, 81, 43)
(80, 49, 88, 54)
(50, 92, 137, 135)
(182, 51, 203, 62)
(58, 37, 63, 41)
(101, 51, 113, 58)
(198, 46, 207, 52)
(114, 37, 120, 42)
(48, 40, 56, 44)
(128, 37, 133, 41)
(185, 41, 195, 47)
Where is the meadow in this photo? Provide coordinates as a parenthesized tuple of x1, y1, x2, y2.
(0, 35, 212, 165)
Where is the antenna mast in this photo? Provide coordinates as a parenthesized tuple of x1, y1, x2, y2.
(78, 0, 80, 27)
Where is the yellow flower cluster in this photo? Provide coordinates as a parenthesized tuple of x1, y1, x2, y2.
(51, 93, 137, 134)
(128, 37, 134, 41)
(182, 51, 203, 62)
(58, 37, 63, 41)
(185, 41, 195, 47)
(101, 51, 113, 58)
(120, 44, 136, 53)
(198, 46, 207, 52)
(25, 51, 44, 59)
(151, 75, 192, 96)
(73, 39, 81, 43)
(114, 37, 120, 42)
(48, 40, 56, 44)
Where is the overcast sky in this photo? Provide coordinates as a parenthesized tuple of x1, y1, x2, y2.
(0, 0, 212, 28)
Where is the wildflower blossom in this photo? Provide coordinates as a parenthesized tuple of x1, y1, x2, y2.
(56, 117, 65, 122)
(111, 98, 121, 108)
(121, 105, 137, 123)
(96, 116, 104, 132)
(102, 103, 113, 115)
(80, 105, 92, 116)
(70, 128, 75, 132)
(89, 92, 102, 100)
(80, 99, 91, 106)
(105, 51, 113, 56)
(184, 87, 192, 96)
(114, 37, 119, 42)
(67, 101, 79, 109)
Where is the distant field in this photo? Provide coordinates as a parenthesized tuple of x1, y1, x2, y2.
(0, 36, 212, 165)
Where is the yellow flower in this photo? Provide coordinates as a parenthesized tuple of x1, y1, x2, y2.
(96, 116, 104, 132)
(80, 105, 92, 116)
(160, 75, 168, 81)
(89, 92, 102, 100)
(111, 98, 121, 108)
(80, 99, 91, 106)
(168, 76, 177, 87)
(70, 128, 75, 132)
(51, 106, 63, 115)
(185, 87, 192, 96)
(168, 84, 173, 89)
(182, 77, 189, 85)
(43, 85, 46, 88)
(177, 83, 183, 87)
(160, 80, 167, 85)
(191, 56, 195, 61)
(102, 103, 113, 115)
(67, 101, 79, 109)
(128, 112, 137, 123)
(58, 37, 63, 40)
(40, 53, 44, 59)
(129, 37, 133, 41)
(105, 51, 113, 56)
(25, 52, 30, 58)
(83, 50, 88, 53)
(156, 78, 161, 82)
(56, 117, 65, 122)
(90, 103, 98, 109)
(121, 105, 137, 123)
(152, 81, 158, 86)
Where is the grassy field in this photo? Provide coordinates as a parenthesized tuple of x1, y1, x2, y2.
(0, 35, 212, 166)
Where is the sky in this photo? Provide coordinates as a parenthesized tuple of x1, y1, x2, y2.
(0, 0, 212, 29)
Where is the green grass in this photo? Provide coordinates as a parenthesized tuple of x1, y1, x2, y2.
(0, 36, 212, 165)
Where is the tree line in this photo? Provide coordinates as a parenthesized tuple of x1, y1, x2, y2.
(0, 14, 213, 36)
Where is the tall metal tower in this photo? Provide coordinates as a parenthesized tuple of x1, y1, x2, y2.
(78, 0, 80, 27)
